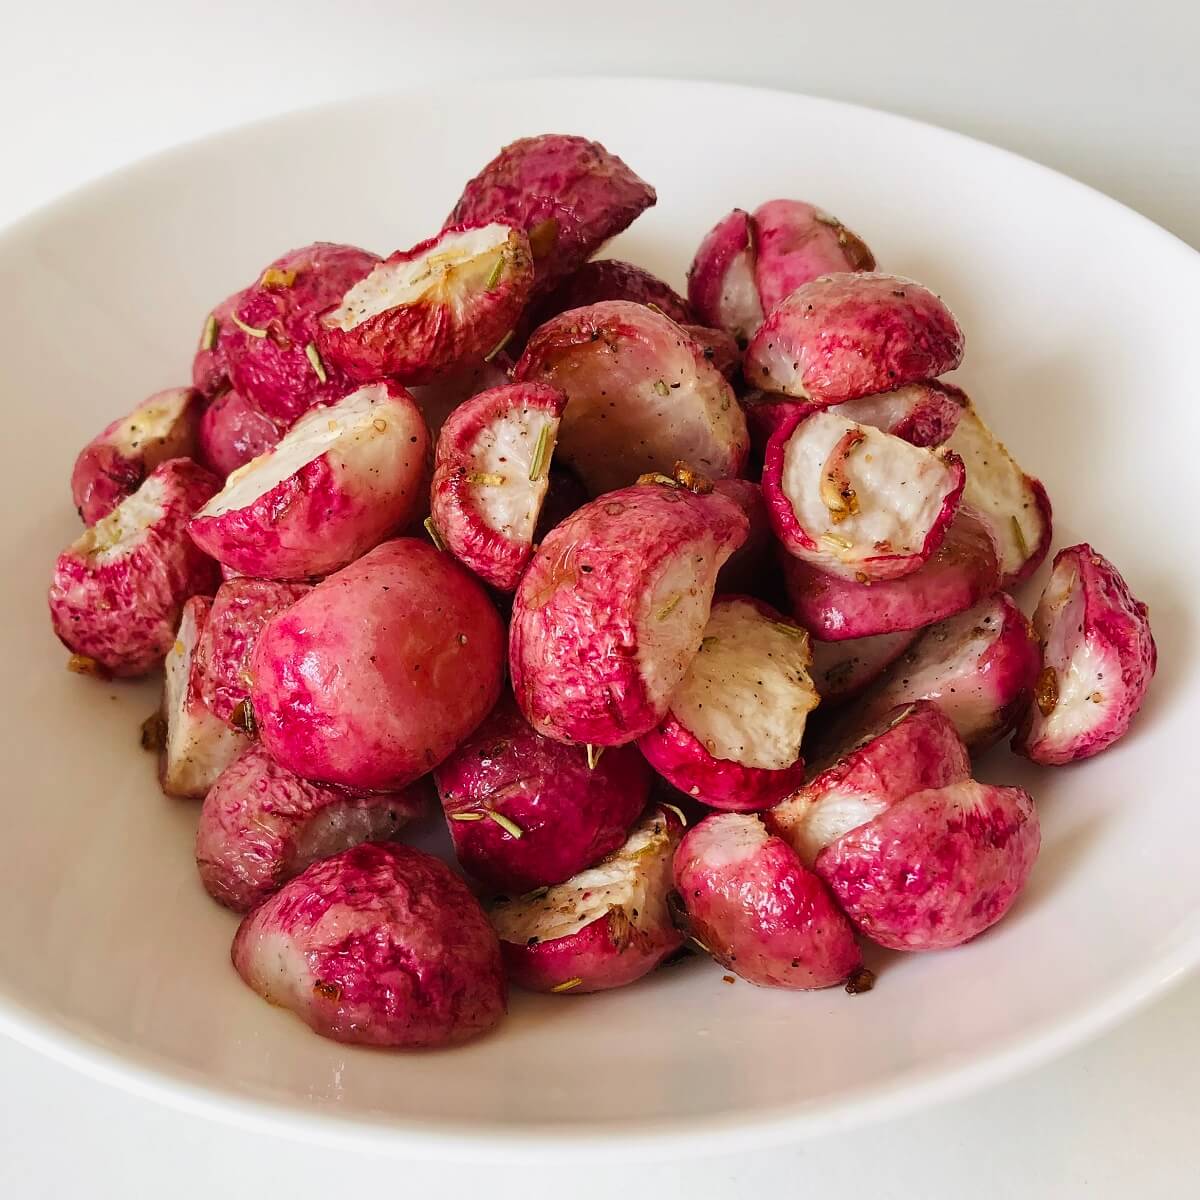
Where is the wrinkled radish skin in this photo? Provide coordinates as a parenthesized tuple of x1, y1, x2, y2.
(490, 807, 684, 993)
(745, 273, 964, 404)
(232, 843, 505, 1047)
(161, 596, 249, 798)
(1015, 544, 1156, 765)
(225, 242, 382, 424)
(946, 404, 1052, 585)
(319, 223, 533, 385)
(198, 389, 282, 479)
(764, 408, 965, 581)
(673, 813, 861, 988)
(514, 300, 748, 495)
(847, 594, 1042, 750)
(768, 701, 970, 867)
(816, 779, 1040, 951)
(72, 388, 203, 524)
(430, 382, 567, 591)
(189, 381, 429, 580)
(509, 482, 748, 745)
(530, 259, 695, 329)
(251, 539, 505, 791)
(781, 508, 1001, 641)
(446, 134, 656, 293)
(49, 458, 221, 676)
(193, 578, 311, 725)
(196, 744, 426, 912)
(434, 694, 650, 892)
(638, 597, 818, 811)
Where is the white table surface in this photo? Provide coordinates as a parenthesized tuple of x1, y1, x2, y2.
(4, 2, 1198, 1194)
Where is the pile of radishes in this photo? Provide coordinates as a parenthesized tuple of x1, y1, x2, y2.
(48, 134, 1157, 1049)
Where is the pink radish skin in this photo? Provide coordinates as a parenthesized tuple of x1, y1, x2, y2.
(433, 694, 650, 893)
(637, 597, 818, 812)
(319, 223, 533, 385)
(196, 743, 427, 912)
(160, 595, 249, 798)
(1014, 544, 1156, 765)
(192, 291, 241, 398)
(763, 406, 966, 582)
(71, 387, 204, 525)
(673, 812, 861, 989)
(816, 779, 1040, 951)
(509, 480, 748, 746)
(845, 594, 1042, 751)
(712, 478, 771, 595)
(250, 538, 505, 791)
(781, 508, 1001, 641)
(445, 134, 656, 294)
(530, 259, 694, 328)
(188, 381, 430, 580)
(197, 389, 282, 478)
(745, 273, 964, 404)
(514, 300, 749, 496)
(684, 325, 742, 382)
(489, 806, 684, 994)
(232, 843, 505, 1047)
(686, 209, 762, 343)
(193, 578, 311, 725)
(430, 382, 567, 591)
(49, 458, 221, 677)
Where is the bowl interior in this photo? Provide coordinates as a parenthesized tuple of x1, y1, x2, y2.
(1, 78, 1198, 1154)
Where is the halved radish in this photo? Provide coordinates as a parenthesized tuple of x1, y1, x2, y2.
(188, 381, 429, 580)
(514, 300, 749, 495)
(319, 223, 533, 384)
(71, 387, 204, 525)
(193, 578, 311, 726)
(945, 402, 1052, 585)
(842, 593, 1041, 751)
(445, 134, 656, 293)
(781, 507, 1001, 640)
(673, 812, 862, 989)
(1014, 544, 1156, 765)
(489, 805, 684, 994)
(686, 209, 763, 343)
(509, 471, 748, 746)
(197, 388, 282, 479)
(530, 258, 694, 328)
(809, 630, 919, 702)
(430, 382, 567, 591)
(745, 273, 964, 404)
(638, 597, 818, 811)
(767, 700, 970, 867)
(160, 596, 249, 798)
(196, 743, 426, 912)
(763, 408, 965, 581)
(49, 458, 221, 677)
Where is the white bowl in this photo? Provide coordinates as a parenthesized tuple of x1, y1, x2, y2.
(1, 78, 1197, 1159)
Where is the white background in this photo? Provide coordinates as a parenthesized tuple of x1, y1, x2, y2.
(3, 2, 1198, 1194)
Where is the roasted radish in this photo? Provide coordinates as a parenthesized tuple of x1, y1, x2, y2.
(251, 538, 505, 791)
(189, 382, 429, 580)
(429, 382, 566, 591)
(1014, 544, 1156, 765)
(711, 478, 772, 594)
(638, 597, 818, 811)
(193, 578, 311, 726)
(319, 223, 533, 384)
(232, 843, 505, 1047)
(673, 813, 861, 989)
(410, 357, 511, 441)
(531, 259, 694, 328)
(509, 473, 748, 745)
(745, 273, 964, 404)
(763, 407, 965, 581)
(433, 694, 650, 892)
(446, 134, 656, 293)
(945, 402, 1052, 586)
(514, 300, 748, 496)
(196, 743, 426, 911)
(489, 806, 684, 993)
(72, 387, 203, 524)
(49, 458, 220, 676)
(781, 508, 1001, 640)
(160, 596, 249, 798)
(197, 388, 281, 479)
(844, 594, 1041, 751)
(809, 630, 919, 702)
(688, 201, 875, 341)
